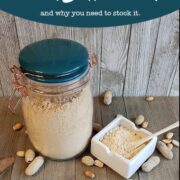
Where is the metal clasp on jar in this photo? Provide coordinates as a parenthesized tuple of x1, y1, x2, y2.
(89, 53, 98, 68)
(8, 65, 29, 113)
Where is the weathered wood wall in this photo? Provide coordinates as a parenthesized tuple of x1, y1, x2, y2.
(0, 10, 179, 97)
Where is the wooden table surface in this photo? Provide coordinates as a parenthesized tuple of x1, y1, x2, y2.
(0, 97, 179, 180)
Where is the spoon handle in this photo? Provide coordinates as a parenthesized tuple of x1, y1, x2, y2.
(135, 121, 179, 148)
(153, 121, 179, 137)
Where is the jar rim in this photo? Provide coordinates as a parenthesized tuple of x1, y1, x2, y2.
(26, 71, 90, 96)
(22, 66, 89, 84)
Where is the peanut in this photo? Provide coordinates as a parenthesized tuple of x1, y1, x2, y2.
(81, 156, 94, 166)
(162, 139, 172, 144)
(167, 143, 174, 150)
(145, 96, 154, 102)
(141, 156, 160, 172)
(25, 149, 35, 163)
(85, 170, 95, 178)
(16, 151, 25, 158)
(141, 121, 149, 128)
(172, 140, 179, 147)
(93, 123, 102, 132)
(156, 141, 173, 160)
(135, 115, 145, 126)
(94, 160, 104, 168)
(104, 91, 112, 105)
(25, 156, 44, 176)
(13, 123, 23, 131)
(165, 132, 174, 140)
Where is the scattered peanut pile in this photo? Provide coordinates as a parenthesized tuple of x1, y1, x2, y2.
(133, 112, 179, 173)
(103, 94, 179, 175)
(3, 94, 178, 178)
(13, 123, 45, 176)
(81, 155, 104, 178)
(16, 149, 44, 176)
(134, 114, 149, 128)
(141, 131, 179, 173)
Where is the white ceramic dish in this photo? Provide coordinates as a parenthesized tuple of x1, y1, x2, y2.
(91, 114, 157, 179)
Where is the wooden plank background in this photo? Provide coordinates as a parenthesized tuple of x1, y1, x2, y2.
(0, 10, 179, 97)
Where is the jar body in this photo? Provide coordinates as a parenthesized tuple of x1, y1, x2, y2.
(22, 77, 93, 160)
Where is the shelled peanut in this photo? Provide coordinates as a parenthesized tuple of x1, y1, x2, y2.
(81, 156, 94, 166)
(16, 151, 25, 158)
(94, 160, 104, 168)
(85, 170, 95, 178)
(81, 155, 104, 178)
(160, 132, 179, 151)
(141, 121, 149, 128)
(13, 123, 23, 131)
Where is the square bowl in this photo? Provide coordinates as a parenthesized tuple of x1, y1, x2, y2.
(91, 114, 157, 179)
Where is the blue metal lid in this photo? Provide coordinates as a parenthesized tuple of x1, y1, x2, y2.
(19, 39, 89, 83)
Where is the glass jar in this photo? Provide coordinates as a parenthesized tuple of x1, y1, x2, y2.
(10, 39, 94, 160)
(22, 74, 93, 160)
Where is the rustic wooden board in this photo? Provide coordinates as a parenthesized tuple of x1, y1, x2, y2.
(146, 11, 179, 96)
(0, 82, 3, 97)
(0, 11, 179, 97)
(0, 97, 23, 180)
(100, 26, 131, 96)
(167, 97, 179, 122)
(123, 19, 160, 96)
(15, 17, 47, 49)
(0, 11, 20, 96)
(0, 97, 179, 180)
(124, 97, 179, 180)
(70, 28, 102, 96)
(170, 62, 179, 96)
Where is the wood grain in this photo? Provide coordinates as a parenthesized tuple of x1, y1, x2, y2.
(124, 19, 160, 96)
(71, 28, 102, 96)
(167, 97, 179, 123)
(15, 17, 47, 49)
(0, 11, 20, 96)
(170, 62, 179, 96)
(146, 11, 179, 96)
(100, 26, 131, 96)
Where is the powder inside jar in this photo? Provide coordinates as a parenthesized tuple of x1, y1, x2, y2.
(101, 126, 145, 159)
(22, 83, 93, 160)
